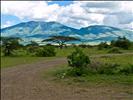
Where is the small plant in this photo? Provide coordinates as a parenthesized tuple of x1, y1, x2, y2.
(35, 46, 56, 57)
(67, 47, 90, 76)
(118, 64, 133, 75)
(67, 47, 90, 68)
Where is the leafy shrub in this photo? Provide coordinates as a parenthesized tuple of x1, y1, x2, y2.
(89, 61, 119, 74)
(118, 65, 133, 75)
(90, 61, 133, 75)
(26, 46, 38, 53)
(67, 47, 90, 76)
(111, 37, 131, 49)
(35, 46, 56, 57)
(55, 67, 90, 78)
(11, 49, 29, 57)
(108, 47, 122, 53)
(97, 63, 120, 75)
(56, 61, 133, 79)
(67, 47, 90, 68)
(98, 42, 110, 50)
(67, 67, 91, 76)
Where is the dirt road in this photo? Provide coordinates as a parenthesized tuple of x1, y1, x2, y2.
(1, 57, 132, 100)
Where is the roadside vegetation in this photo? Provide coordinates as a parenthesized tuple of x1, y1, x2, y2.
(1, 36, 133, 97)
(1, 36, 133, 77)
(44, 48, 133, 86)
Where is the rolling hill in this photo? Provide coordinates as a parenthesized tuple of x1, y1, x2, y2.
(1, 21, 133, 45)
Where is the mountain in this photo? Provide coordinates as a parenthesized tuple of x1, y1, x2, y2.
(76, 25, 133, 44)
(1, 21, 77, 38)
(1, 21, 133, 45)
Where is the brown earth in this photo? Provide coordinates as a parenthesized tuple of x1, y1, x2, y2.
(1, 57, 133, 100)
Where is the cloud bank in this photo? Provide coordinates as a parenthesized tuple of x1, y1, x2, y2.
(1, 1, 133, 29)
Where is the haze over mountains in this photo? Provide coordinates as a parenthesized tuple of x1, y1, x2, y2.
(1, 21, 133, 45)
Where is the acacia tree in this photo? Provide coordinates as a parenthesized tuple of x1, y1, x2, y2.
(1, 37, 22, 56)
(42, 36, 80, 49)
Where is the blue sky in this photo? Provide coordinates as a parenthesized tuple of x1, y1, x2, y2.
(1, 1, 73, 28)
(1, 1, 133, 30)
(48, 1, 73, 6)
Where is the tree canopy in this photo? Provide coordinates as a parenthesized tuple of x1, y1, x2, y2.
(111, 36, 131, 49)
(1, 37, 22, 56)
(42, 36, 80, 48)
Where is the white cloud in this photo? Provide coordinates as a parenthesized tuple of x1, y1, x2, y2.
(1, 1, 133, 29)
(1, 21, 14, 28)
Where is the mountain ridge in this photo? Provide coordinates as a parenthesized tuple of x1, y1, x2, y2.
(1, 21, 133, 44)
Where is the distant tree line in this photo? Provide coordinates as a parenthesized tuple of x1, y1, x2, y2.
(98, 36, 132, 50)
(0, 36, 79, 56)
(0, 36, 132, 57)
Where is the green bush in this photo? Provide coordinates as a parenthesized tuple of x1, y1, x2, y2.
(90, 61, 133, 75)
(11, 49, 29, 57)
(108, 47, 122, 53)
(67, 67, 91, 76)
(67, 47, 90, 76)
(98, 42, 110, 50)
(67, 47, 90, 68)
(55, 67, 90, 78)
(111, 37, 131, 49)
(118, 65, 133, 75)
(56, 63, 133, 79)
(97, 63, 120, 75)
(35, 46, 56, 57)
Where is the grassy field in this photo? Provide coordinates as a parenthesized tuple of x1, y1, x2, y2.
(1, 57, 56, 68)
(56, 47, 133, 57)
(1, 47, 133, 68)
(91, 54, 133, 65)
(44, 54, 133, 85)
(56, 47, 107, 57)
(1, 47, 133, 99)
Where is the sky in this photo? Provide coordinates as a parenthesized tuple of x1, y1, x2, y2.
(1, 1, 133, 30)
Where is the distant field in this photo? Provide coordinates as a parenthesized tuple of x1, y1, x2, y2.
(1, 57, 56, 68)
(91, 54, 133, 65)
(1, 47, 133, 68)
(56, 47, 133, 57)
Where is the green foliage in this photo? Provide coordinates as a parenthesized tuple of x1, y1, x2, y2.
(68, 67, 90, 77)
(35, 46, 56, 57)
(42, 36, 80, 49)
(26, 41, 39, 47)
(111, 37, 131, 49)
(1, 37, 22, 56)
(56, 67, 89, 78)
(108, 47, 122, 53)
(67, 47, 90, 68)
(11, 49, 29, 57)
(78, 44, 92, 48)
(118, 65, 133, 75)
(89, 61, 133, 75)
(67, 47, 90, 76)
(96, 63, 120, 75)
(98, 42, 109, 50)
